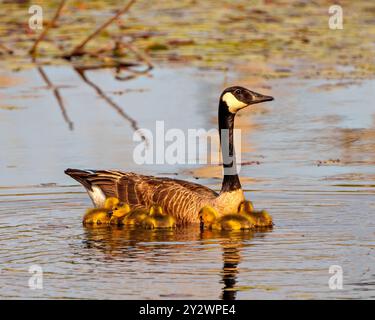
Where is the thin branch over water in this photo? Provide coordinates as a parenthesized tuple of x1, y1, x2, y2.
(0, 42, 14, 55)
(74, 66, 148, 144)
(66, 0, 137, 58)
(29, 0, 67, 55)
(118, 39, 154, 69)
(36, 64, 74, 130)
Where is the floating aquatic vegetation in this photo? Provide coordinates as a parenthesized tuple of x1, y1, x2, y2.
(0, 0, 374, 81)
(0, 105, 24, 110)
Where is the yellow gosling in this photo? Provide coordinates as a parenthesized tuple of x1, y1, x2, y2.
(199, 205, 254, 231)
(142, 205, 176, 229)
(121, 208, 150, 226)
(238, 201, 273, 227)
(83, 197, 122, 225)
(110, 203, 131, 225)
(199, 206, 219, 230)
(83, 208, 111, 225)
(238, 200, 254, 214)
(104, 197, 120, 210)
(212, 214, 254, 231)
(245, 210, 273, 227)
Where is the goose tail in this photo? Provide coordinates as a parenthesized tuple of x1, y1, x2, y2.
(65, 168, 94, 191)
(64, 168, 123, 207)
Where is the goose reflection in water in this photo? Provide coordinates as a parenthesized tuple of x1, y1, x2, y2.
(221, 243, 241, 300)
(200, 229, 269, 300)
(81, 225, 272, 300)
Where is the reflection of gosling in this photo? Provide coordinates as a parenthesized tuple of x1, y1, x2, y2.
(142, 206, 176, 229)
(238, 200, 273, 227)
(121, 207, 150, 226)
(110, 203, 131, 225)
(83, 208, 111, 225)
(199, 206, 253, 231)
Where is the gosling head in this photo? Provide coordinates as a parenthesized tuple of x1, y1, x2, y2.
(238, 200, 254, 213)
(220, 86, 273, 114)
(199, 206, 218, 226)
(149, 205, 163, 216)
(104, 197, 120, 210)
(112, 203, 131, 217)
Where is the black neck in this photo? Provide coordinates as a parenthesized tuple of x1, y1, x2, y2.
(218, 101, 242, 193)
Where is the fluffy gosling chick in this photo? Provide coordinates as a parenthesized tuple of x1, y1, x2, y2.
(199, 206, 219, 230)
(121, 208, 150, 226)
(83, 197, 122, 225)
(238, 200, 273, 227)
(83, 208, 111, 225)
(238, 200, 254, 213)
(142, 206, 176, 229)
(212, 214, 254, 231)
(110, 203, 131, 225)
(104, 197, 120, 210)
(199, 206, 254, 231)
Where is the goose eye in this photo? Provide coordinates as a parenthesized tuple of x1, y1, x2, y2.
(235, 89, 242, 95)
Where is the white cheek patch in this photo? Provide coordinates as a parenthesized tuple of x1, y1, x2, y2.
(222, 92, 247, 113)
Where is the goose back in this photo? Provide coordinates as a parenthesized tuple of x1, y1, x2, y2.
(65, 169, 222, 224)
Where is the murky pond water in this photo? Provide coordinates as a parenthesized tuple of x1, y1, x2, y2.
(0, 65, 374, 299)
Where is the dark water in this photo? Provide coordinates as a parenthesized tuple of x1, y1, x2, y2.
(0, 66, 374, 299)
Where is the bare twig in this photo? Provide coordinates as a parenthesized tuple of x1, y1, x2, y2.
(36, 64, 74, 130)
(72, 61, 140, 71)
(71, 39, 153, 71)
(115, 65, 152, 81)
(0, 42, 14, 54)
(29, 0, 67, 55)
(119, 40, 153, 69)
(74, 66, 148, 144)
(83, 43, 115, 58)
(66, 0, 137, 58)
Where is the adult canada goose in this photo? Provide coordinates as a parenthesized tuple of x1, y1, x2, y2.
(65, 86, 273, 225)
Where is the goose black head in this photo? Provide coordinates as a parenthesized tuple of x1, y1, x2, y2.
(220, 86, 274, 114)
